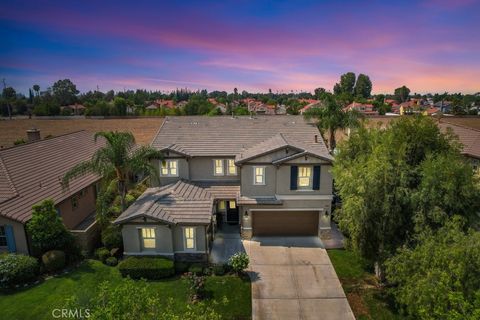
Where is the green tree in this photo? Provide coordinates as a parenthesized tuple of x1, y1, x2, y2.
(314, 87, 327, 100)
(52, 79, 79, 105)
(304, 94, 362, 151)
(62, 132, 163, 211)
(394, 85, 410, 103)
(333, 72, 356, 95)
(26, 199, 75, 255)
(354, 74, 372, 99)
(113, 97, 128, 116)
(385, 217, 480, 320)
(33, 84, 40, 96)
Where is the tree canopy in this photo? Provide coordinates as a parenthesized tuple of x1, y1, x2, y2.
(52, 79, 79, 105)
(394, 85, 410, 103)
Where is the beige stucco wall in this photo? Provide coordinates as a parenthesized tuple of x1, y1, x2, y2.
(57, 184, 96, 229)
(189, 157, 240, 182)
(240, 164, 276, 197)
(121, 221, 206, 255)
(156, 158, 190, 186)
(0, 216, 29, 254)
(276, 164, 333, 195)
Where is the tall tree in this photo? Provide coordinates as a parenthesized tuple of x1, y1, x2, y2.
(354, 74, 372, 98)
(52, 79, 79, 106)
(33, 84, 40, 97)
(314, 87, 327, 100)
(334, 72, 356, 95)
(304, 94, 362, 152)
(394, 85, 410, 103)
(62, 132, 163, 210)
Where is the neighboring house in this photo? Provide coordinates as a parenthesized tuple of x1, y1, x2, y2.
(299, 101, 322, 115)
(438, 121, 480, 171)
(114, 116, 334, 261)
(60, 103, 86, 115)
(344, 102, 379, 116)
(0, 130, 103, 254)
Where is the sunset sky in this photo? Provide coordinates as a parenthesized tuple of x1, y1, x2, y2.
(1, 0, 479, 94)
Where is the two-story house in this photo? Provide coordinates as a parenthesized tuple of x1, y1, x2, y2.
(114, 116, 334, 261)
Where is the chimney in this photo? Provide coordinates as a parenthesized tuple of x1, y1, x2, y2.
(27, 128, 41, 142)
(314, 135, 318, 143)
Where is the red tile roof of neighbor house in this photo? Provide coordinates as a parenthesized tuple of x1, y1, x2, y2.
(344, 102, 379, 115)
(438, 121, 480, 159)
(0, 131, 104, 223)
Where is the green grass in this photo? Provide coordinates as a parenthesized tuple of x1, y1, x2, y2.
(0, 260, 251, 320)
(327, 249, 405, 320)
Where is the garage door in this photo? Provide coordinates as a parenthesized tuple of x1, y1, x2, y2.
(252, 210, 319, 236)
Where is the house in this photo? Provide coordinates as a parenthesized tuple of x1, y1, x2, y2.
(438, 121, 480, 171)
(60, 103, 86, 115)
(299, 101, 322, 115)
(0, 130, 103, 254)
(114, 116, 334, 261)
(344, 102, 379, 116)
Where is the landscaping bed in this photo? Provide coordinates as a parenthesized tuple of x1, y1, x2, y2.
(0, 259, 251, 320)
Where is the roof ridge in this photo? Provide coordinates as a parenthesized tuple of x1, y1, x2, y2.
(0, 155, 19, 199)
(0, 130, 89, 152)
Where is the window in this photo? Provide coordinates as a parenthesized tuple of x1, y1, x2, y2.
(298, 166, 313, 189)
(218, 201, 226, 211)
(253, 166, 265, 185)
(71, 197, 78, 210)
(227, 159, 237, 175)
(214, 159, 224, 176)
(161, 160, 178, 177)
(141, 228, 156, 249)
(184, 227, 196, 250)
(0, 226, 7, 247)
(229, 200, 236, 209)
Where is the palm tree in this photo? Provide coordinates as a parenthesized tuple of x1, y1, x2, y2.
(62, 131, 163, 210)
(33, 84, 40, 97)
(304, 94, 363, 152)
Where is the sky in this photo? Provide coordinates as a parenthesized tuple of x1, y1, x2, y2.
(1, 0, 479, 95)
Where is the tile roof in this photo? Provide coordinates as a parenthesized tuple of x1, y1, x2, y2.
(438, 122, 480, 159)
(190, 181, 240, 200)
(0, 131, 104, 223)
(114, 180, 214, 225)
(151, 116, 332, 161)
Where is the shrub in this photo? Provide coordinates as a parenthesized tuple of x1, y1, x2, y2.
(14, 138, 26, 145)
(186, 272, 206, 302)
(202, 267, 212, 276)
(118, 257, 174, 280)
(125, 194, 136, 206)
(101, 225, 123, 250)
(188, 263, 203, 275)
(212, 264, 226, 276)
(228, 252, 249, 274)
(42, 250, 66, 272)
(175, 261, 190, 274)
(0, 254, 39, 287)
(95, 247, 111, 263)
(105, 257, 118, 267)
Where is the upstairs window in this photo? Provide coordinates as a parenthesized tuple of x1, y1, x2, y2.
(214, 159, 224, 176)
(253, 166, 265, 185)
(141, 228, 156, 249)
(298, 166, 313, 189)
(227, 159, 237, 175)
(161, 160, 178, 177)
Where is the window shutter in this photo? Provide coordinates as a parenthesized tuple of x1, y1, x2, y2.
(313, 166, 321, 190)
(5, 225, 16, 253)
(290, 166, 298, 190)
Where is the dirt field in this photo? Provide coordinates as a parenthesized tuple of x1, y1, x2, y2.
(0, 118, 164, 148)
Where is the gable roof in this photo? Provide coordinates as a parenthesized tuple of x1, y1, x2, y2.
(151, 116, 332, 161)
(0, 131, 104, 223)
(235, 133, 303, 163)
(114, 180, 214, 225)
(438, 121, 480, 159)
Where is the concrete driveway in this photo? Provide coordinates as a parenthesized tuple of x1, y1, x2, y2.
(244, 237, 355, 320)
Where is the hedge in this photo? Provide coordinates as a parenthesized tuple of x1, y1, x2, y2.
(118, 257, 174, 280)
(0, 254, 39, 287)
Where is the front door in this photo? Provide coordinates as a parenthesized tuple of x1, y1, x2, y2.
(226, 200, 239, 224)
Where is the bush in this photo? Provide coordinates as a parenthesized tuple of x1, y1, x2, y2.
(118, 257, 174, 280)
(212, 264, 226, 276)
(186, 272, 206, 302)
(228, 252, 249, 274)
(188, 263, 203, 275)
(101, 225, 123, 250)
(95, 247, 111, 263)
(175, 261, 190, 274)
(105, 257, 118, 267)
(0, 254, 39, 287)
(42, 250, 66, 272)
(125, 194, 136, 206)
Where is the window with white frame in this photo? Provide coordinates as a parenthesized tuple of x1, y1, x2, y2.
(141, 228, 156, 249)
(0, 226, 7, 247)
(253, 166, 265, 185)
(227, 159, 237, 175)
(184, 227, 196, 250)
(161, 160, 178, 177)
(214, 159, 224, 176)
(298, 166, 313, 189)
(229, 200, 236, 209)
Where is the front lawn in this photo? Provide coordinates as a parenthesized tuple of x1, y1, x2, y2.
(328, 249, 405, 320)
(0, 259, 251, 320)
